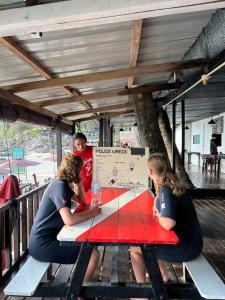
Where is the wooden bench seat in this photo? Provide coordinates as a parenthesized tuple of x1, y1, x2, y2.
(4, 257, 50, 296)
(184, 254, 225, 299)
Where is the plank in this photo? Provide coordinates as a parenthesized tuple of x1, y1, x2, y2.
(3, 60, 206, 93)
(4, 257, 50, 296)
(184, 254, 225, 299)
(0, 0, 223, 36)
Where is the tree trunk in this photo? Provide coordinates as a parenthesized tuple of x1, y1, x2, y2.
(158, 109, 194, 188)
(131, 93, 167, 154)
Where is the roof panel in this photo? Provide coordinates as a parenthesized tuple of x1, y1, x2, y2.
(0, 6, 220, 121)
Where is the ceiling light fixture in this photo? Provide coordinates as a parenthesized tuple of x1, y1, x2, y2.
(185, 125, 189, 130)
(208, 118, 216, 125)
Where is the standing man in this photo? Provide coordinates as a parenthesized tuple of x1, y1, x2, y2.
(74, 132, 93, 192)
(210, 134, 218, 155)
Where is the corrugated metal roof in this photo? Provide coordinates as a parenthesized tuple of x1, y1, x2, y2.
(0, 4, 220, 123)
(0, 0, 68, 11)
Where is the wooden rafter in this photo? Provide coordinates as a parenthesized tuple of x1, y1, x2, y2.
(0, 36, 91, 110)
(75, 110, 134, 122)
(61, 103, 130, 117)
(0, 87, 56, 118)
(128, 19, 143, 87)
(36, 82, 180, 107)
(2, 59, 206, 93)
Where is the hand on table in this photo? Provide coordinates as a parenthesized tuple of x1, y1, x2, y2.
(153, 206, 160, 218)
(90, 206, 102, 217)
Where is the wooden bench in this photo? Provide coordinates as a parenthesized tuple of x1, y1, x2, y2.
(184, 253, 225, 299)
(4, 257, 50, 296)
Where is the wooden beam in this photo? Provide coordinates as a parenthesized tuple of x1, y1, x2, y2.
(0, 87, 56, 118)
(36, 82, 180, 107)
(0, 36, 92, 109)
(128, 19, 142, 87)
(2, 59, 206, 93)
(0, 0, 224, 36)
(75, 110, 134, 122)
(61, 103, 130, 117)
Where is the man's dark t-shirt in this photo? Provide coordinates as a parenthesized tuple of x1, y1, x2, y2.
(155, 185, 203, 262)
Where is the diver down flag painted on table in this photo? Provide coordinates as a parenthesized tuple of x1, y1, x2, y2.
(57, 188, 178, 245)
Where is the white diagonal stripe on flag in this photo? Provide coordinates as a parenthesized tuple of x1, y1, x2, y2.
(57, 187, 146, 242)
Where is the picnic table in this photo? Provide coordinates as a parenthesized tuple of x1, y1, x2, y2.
(57, 187, 179, 300)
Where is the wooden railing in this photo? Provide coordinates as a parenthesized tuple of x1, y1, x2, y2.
(0, 183, 49, 285)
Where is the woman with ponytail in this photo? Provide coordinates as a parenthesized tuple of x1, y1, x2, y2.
(130, 153, 202, 283)
(29, 152, 101, 281)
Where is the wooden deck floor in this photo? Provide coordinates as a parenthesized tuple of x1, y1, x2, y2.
(186, 163, 225, 189)
(1, 166, 225, 300)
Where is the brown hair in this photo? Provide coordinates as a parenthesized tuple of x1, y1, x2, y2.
(57, 152, 83, 183)
(148, 153, 185, 198)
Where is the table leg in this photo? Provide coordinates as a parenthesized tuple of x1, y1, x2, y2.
(217, 158, 221, 178)
(188, 154, 191, 165)
(66, 242, 94, 300)
(141, 245, 168, 300)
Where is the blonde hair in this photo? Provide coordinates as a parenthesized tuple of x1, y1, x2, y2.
(148, 153, 185, 198)
(57, 152, 83, 183)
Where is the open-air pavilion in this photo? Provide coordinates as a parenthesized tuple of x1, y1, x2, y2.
(1, 1, 225, 299)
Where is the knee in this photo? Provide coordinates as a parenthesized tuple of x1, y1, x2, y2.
(130, 247, 142, 260)
(92, 247, 100, 262)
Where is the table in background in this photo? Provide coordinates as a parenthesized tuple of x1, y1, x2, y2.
(57, 187, 179, 300)
(201, 154, 225, 178)
(188, 152, 200, 166)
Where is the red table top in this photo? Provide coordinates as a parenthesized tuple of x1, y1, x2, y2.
(57, 187, 179, 245)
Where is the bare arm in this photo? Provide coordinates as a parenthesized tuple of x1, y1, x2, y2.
(153, 207, 176, 231)
(59, 206, 101, 226)
(72, 181, 86, 204)
(158, 216, 176, 231)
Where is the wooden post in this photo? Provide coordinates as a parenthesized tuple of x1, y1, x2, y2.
(107, 119, 111, 146)
(32, 173, 38, 187)
(103, 119, 108, 147)
(56, 126, 62, 168)
(181, 100, 185, 166)
(99, 118, 104, 147)
(172, 101, 176, 173)
(110, 124, 114, 147)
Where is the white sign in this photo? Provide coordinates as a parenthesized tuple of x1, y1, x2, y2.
(93, 147, 149, 188)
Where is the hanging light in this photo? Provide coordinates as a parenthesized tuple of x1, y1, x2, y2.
(119, 127, 124, 132)
(133, 122, 137, 126)
(208, 118, 216, 125)
(185, 124, 189, 130)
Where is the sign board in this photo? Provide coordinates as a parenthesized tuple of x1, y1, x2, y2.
(12, 147, 24, 160)
(11, 167, 25, 175)
(93, 147, 149, 188)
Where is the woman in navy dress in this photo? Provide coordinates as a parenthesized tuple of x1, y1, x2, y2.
(29, 152, 101, 281)
(130, 153, 203, 283)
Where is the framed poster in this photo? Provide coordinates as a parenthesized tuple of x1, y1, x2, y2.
(12, 147, 24, 160)
(93, 147, 149, 188)
(193, 135, 200, 144)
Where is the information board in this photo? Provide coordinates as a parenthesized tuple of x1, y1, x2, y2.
(93, 147, 149, 188)
(12, 147, 24, 160)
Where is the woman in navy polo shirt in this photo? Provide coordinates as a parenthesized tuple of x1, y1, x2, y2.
(130, 153, 203, 283)
(29, 153, 101, 281)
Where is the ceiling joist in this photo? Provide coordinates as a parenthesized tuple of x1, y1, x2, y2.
(128, 19, 143, 87)
(0, 36, 92, 110)
(61, 103, 130, 117)
(0, 0, 225, 36)
(2, 59, 206, 93)
(0, 87, 56, 118)
(75, 110, 134, 122)
(36, 82, 180, 107)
